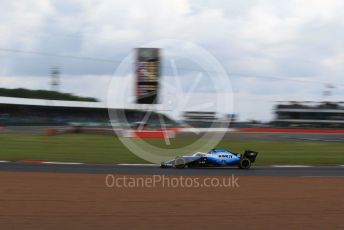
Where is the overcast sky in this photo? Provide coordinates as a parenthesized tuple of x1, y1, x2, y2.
(1, 0, 344, 121)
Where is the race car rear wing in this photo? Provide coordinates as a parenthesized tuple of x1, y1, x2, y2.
(244, 150, 258, 163)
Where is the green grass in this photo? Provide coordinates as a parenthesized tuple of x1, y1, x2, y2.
(0, 134, 343, 165)
(0, 134, 146, 164)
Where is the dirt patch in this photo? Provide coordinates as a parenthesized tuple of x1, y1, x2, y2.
(0, 172, 343, 229)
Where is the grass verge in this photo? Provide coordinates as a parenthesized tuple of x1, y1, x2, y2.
(0, 134, 343, 165)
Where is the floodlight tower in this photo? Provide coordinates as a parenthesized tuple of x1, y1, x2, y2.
(50, 66, 60, 92)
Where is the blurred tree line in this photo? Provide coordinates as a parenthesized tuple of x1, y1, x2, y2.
(0, 88, 98, 102)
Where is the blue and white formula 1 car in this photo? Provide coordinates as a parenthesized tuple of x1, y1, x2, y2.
(161, 149, 258, 169)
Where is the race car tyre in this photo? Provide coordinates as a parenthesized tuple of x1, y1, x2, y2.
(239, 158, 251, 169)
(174, 157, 186, 169)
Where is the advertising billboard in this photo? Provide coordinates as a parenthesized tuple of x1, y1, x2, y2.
(135, 48, 160, 104)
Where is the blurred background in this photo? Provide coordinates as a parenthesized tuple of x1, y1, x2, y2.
(0, 0, 343, 165)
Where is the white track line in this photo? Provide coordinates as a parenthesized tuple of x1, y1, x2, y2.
(117, 164, 158, 166)
(0, 161, 342, 167)
(271, 165, 313, 168)
(43, 162, 84, 165)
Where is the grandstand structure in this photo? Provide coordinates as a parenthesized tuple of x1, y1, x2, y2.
(273, 101, 344, 128)
(0, 96, 176, 128)
(182, 111, 234, 128)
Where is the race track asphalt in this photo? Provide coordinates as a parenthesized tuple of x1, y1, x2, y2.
(0, 162, 343, 176)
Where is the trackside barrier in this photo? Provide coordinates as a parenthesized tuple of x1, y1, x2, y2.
(45, 129, 57, 136)
(121, 130, 176, 139)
